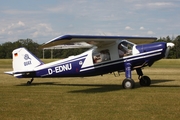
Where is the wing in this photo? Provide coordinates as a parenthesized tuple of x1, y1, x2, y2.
(41, 35, 157, 49)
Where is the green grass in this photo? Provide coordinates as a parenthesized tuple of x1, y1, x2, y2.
(152, 59, 180, 68)
(1, 59, 180, 120)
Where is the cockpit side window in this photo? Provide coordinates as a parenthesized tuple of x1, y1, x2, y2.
(93, 49, 111, 63)
(118, 41, 134, 58)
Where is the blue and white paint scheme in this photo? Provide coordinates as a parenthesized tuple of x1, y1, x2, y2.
(5, 35, 174, 89)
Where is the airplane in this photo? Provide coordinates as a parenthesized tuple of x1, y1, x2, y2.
(5, 35, 175, 89)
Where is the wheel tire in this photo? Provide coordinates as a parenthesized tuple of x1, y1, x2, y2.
(122, 78, 135, 89)
(139, 76, 151, 86)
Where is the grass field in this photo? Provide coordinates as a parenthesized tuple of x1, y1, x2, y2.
(1, 59, 180, 120)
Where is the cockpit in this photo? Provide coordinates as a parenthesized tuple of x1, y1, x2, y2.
(91, 40, 136, 64)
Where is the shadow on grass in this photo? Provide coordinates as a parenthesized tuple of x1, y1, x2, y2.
(68, 84, 122, 93)
(16, 82, 57, 86)
(15, 79, 179, 93)
(150, 79, 180, 87)
(16, 82, 123, 93)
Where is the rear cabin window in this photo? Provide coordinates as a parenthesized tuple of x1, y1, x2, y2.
(93, 49, 111, 63)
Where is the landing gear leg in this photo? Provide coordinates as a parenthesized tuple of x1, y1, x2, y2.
(136, 68, 151, 86)
(122, 63, 135, 89)
(27, 78, 34, 85)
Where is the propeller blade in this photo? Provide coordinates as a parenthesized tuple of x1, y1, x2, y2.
(165, 42, 175, 58)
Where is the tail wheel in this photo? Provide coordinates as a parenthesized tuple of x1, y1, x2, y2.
(122, 78, 135, 89)
(26, 78, 34, 85)
(27, 81, 31, 85)
(139, 76, 151, 86)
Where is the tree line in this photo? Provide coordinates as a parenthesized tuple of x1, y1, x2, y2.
(0, 39, 87, 59)
(0, 35, 180, 59)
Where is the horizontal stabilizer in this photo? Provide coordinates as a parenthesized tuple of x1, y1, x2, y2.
(4, 71, 14, 75)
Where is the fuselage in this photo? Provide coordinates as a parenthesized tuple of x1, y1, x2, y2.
(20, 41, 168, 78)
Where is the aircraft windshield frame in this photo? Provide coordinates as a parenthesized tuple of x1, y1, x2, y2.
(120, 40, 135, 50)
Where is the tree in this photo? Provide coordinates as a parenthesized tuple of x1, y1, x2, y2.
(0, 42, 14, 58)
(0, 39, 42, 59)
(173, 35, 180, 58)
(15, 39, 42, 58)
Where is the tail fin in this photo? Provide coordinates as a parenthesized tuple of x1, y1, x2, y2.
(12, 47, 44, 72)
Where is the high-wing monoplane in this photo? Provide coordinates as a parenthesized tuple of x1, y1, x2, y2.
(5, 35, 174, 89)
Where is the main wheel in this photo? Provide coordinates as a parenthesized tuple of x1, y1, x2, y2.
(139, 76, 151, 86)
(122, 78, 135, 89)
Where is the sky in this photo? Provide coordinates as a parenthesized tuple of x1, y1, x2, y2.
(0, 0, 180, 44)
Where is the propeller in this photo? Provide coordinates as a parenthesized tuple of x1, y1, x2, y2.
(165, 43, 175, 58)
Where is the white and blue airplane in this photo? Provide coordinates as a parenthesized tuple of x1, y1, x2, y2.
(5, 35, 174, 89)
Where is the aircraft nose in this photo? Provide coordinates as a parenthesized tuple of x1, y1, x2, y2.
(165, 42, 175, 58)
(167, 42, 175, 48)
